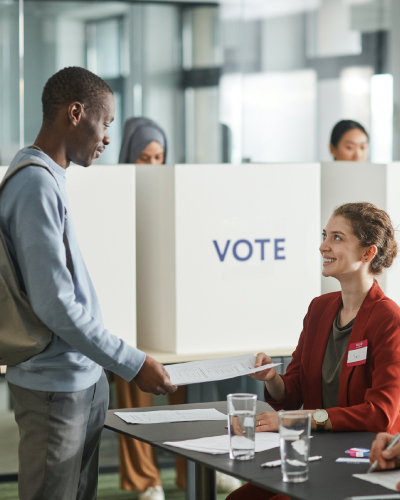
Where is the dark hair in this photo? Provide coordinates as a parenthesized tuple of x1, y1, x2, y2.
(333, 202, 397, 275)
(42, 66, 113, 121)
(330, 120, 369, 147)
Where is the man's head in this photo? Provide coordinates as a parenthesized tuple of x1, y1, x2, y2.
(41, 67, 115, 167)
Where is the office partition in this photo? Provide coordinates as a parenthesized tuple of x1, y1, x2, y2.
(5, 162, 400, 356)
(0, 164, 137, 347)
(67, 165, 137, 346)
(136, 163, 321, 355)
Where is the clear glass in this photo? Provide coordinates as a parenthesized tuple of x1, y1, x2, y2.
(227, 393, 257, 460)
(279, 412, 311, 483)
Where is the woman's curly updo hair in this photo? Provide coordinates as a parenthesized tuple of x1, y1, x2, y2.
(333, 202, 398, 275)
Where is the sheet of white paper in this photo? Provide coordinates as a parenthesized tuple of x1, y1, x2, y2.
(164, 432, 280, 455)
(114, 408, 227, 425)
(165, 354, 281, 386)
(353, 470, 400, 491)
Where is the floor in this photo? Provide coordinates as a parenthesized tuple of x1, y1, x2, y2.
(0, 407, 234, 500)
(0, 410, 232, 499)
(0, 469, 232, 500)
(0, 373, 271, 499)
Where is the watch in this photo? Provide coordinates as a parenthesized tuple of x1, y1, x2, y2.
(313, 409, 329, 430)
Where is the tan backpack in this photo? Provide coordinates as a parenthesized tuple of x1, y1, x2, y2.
(0, 159, 73, 365)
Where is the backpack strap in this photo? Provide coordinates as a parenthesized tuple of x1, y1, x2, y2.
(0, 159, 74, 277)
(0, 159, 59, 190)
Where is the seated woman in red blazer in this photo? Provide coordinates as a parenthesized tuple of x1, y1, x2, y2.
(227, 201, 400, 500)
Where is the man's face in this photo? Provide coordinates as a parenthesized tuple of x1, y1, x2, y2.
(70, 92, 115, 167)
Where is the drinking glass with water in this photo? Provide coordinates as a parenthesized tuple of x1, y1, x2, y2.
(227, 393, 257, 460)
(279, 412, 311, 483)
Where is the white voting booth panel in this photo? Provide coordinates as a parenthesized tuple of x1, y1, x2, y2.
(0, 164, 137, 347)
(67, 165, 136, 346)
(321, 162, 400, 305)
(136, 163, 321, 355)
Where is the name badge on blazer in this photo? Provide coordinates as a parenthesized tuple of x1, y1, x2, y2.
(347, 340, 368, 366)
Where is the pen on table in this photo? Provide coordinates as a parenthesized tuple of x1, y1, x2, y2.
(368, 433, 400, 473)
(342, 495, 400, 500)
(261, 455, 322, 467)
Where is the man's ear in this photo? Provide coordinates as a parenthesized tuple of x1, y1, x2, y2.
(68, 102, 84, 126)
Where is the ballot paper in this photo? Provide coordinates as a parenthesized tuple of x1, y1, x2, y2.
(165, 353, 281, 386)
(164, 432, 280, 455)
(114, 408, 227, 425)
(353, 470, 400, 491)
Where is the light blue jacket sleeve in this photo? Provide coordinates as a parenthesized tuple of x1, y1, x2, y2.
(2, 166, 145, 381)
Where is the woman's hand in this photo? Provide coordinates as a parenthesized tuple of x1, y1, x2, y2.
(370, 433, 400, 479)
(251, 353, 277, 382)
(255, 411, 279, 432)
(251, 352, 286, 402)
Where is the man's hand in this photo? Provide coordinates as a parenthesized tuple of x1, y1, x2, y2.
(134, 355, 177, 395)
(370, 433, 400, 478)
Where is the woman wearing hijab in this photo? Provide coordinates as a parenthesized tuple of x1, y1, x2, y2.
(119, 116, 167, 165)
(116, 117, 182, 500)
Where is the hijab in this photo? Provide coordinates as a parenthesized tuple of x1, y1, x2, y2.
(119, 117, 167, 164)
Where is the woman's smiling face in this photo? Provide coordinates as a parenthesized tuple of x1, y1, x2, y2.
(319, 215, 367, 279)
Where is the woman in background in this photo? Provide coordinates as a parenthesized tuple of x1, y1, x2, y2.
(329, 119, 369, 161)
(119, 116, 166, 165)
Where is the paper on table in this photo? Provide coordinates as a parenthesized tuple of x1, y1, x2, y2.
(354, 470, 400, 491)
(164, 432, 280, 455)
(165, 353, 281, 386)
(114, 408, 227, 425)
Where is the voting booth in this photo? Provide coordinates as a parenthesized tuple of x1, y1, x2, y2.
(67, 165, 137, 346)
(136, 163, 321, 355)
(5, 161, 400, 357)
(0, 164, 137, 347)
(321, 161, 400, 306)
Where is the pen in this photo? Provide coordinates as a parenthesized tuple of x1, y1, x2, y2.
(368, 433, 400, 473)
(261, 455, 322, 467)
(342, 495, 400, 500)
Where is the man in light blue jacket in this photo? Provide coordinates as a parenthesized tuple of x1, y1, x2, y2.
(0, 66, 176, 500)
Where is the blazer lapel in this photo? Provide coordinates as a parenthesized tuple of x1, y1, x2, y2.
(307, 292, 342, 409)
(338, 281, 383, 407)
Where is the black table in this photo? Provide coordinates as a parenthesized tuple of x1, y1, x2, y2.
(104, 401, 391, 500)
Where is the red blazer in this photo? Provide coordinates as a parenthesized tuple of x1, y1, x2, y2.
(265, 281, 400, 433)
